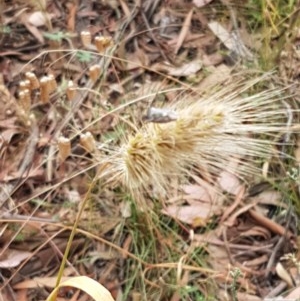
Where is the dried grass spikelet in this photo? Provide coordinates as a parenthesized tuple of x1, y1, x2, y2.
(94, 36, 113, 53)
(80, 132, 96, 153)
(48, 74, 57, 93)
(25, 72, 40, 90)
(18, 89, 31, 113)
(108, 76, 294, 201)
(58, 136, 71, 162)
(66, 80, 76, 101)
(89, 64, 101, 82)
(39, 75, 57, 103)
(39, 76, 51, 103)
(80, 31, 92, 48)
(19, 79, 31, 91)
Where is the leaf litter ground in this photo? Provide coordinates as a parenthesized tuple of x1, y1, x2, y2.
(0, 1, 300, 301)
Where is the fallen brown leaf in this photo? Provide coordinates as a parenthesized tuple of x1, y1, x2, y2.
(276, 262, 294, 288)
(153, 60, 202, 77)
(0, 249, 32, 269)
(217, 170, 243, 195)
(28, 11, 52, 27)
(197, 64, 231, 90)
(193, 0, 214, 8)
(174, 9, 194, 54)
(182, 184, 212, 203)
(162, 203, 220, 226)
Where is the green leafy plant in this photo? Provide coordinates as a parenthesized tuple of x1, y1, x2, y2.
(0, 25, 11, 34)
(229, 268, 243, 301)
(76, 50, 93, 63)
(43, 31, 74, 42)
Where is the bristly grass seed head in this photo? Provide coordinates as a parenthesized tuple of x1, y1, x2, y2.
(106, 76, 294, 202)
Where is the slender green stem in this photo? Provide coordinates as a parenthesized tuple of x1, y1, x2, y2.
(54, 167, 103, 288)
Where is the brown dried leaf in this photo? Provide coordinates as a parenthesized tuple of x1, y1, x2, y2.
(28, 11, 51, 27)
(169, 60, 202, 76)
(208, 21, 254, 60)
(162, 203, 221, 226)
(125, 49, 149, 70)
(218, 170, 243, 195)
(0, 249, 32, 268)
(182, 184, 211, 203)
(152, 60, 202, 77)
(174, 9, 194, 54)
(19, 10, 54, 43)
(191, 175, 222, 204)
(276, 262, 294, 287)
(208, 21, 233, 50)
(197, 64, 231, 90)
(206, 243, 230, 274)
(22, 20, 44, 43)
(193, 0, 214, 8)
(250, 190, 285, 207)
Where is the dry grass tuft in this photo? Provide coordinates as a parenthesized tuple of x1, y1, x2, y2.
(104, 76, 294, 201)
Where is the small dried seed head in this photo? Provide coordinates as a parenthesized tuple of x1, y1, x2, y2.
(94, 36, 113, 53)
(88, 64, 101, 82)
(18, 89, 31, 113)
(39, 76, 50, 103)
(47, 74, 57, 93)
(25, 72, 40, 90)
(58, 136, 71, 162)
(66, 80, 76, 101)
(80, 132, 96, 153)
(19, 80, 31, 91)
(80, 31, 92, 48)
(15, 107, 31, 127)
